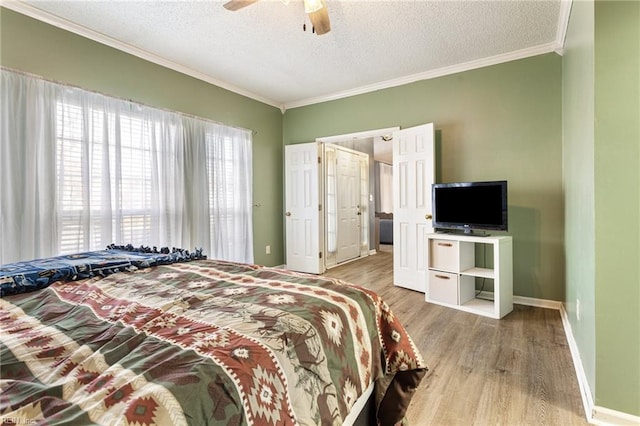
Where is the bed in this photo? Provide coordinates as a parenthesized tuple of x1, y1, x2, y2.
(0, 247, 427, 425)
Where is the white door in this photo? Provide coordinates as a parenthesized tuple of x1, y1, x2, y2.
(393, 123, 435, 292)
(336, 149, 361, 263)
(285, 143, 323, 274)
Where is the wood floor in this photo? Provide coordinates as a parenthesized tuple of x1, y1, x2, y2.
(323, 247, 588, 426)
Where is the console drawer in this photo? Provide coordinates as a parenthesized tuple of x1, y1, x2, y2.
(427, 271, 458, 305)
(429, 239, 458, 271)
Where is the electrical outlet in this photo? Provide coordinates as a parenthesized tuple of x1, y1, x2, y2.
(266, 245, 271, 255)
(576, 299, 581, 321)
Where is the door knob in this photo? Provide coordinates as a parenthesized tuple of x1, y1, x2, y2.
(425, 214, 433, 220)
(285, 211, 292, 216)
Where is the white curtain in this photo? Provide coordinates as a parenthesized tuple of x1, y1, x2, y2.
(0, 70, 58, 264)
(0, 69, 253, 265)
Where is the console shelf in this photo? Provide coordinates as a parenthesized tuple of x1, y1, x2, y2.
(425, 233, 513, 319)
(461, 267, 494, 279)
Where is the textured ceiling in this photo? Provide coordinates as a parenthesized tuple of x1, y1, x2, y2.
(9, 0, 569, 110)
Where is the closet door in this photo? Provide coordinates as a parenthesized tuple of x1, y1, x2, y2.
(335, 148, 361, 263)
(284, 143, 323, 274)
(393, 123, 435, 292)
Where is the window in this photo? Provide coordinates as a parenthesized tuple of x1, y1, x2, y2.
(55, 100, 253, 262)
(1, 69, 253, 264)
(56, 103, 155, 253)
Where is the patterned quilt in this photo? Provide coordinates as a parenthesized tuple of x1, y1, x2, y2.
(0, 260, 427, 425)
(0, 245, 206, 297)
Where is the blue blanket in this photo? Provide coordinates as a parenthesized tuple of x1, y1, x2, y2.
(0, 245, 205, 297)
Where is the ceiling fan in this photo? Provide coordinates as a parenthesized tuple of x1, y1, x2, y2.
(223, 0, 331, 35)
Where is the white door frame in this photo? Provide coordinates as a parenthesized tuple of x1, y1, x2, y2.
(316, 126, 400, 260)
(298, 124, 434, 293)
(316, 127, 401, 144)
(317, 127, 399, 264)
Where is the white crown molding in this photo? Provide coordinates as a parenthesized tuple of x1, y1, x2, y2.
(1, 0, 284, 110)
(284, 41, 562, 111)
(4, 0, 571, 114)
(555, 0, 574, 55)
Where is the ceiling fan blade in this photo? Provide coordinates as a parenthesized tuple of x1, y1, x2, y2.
(308, 0, 331, 35)
(223, 0, 259, 11)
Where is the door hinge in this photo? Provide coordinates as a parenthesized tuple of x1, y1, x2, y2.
(318, 156, 321, 164)
(319, 204, 322, 211)
(319, 252, 323, 259)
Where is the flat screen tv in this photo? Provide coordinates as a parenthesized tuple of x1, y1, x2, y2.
(432, 180, 508, 234)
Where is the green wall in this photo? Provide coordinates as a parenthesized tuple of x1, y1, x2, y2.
(563, 0, 640, 417)
(284, 54, 565, 301)
(562, 0, 596, 405)
(0, 8, 567, 301)
(4, 3, 638, 417)
(594, 0, 640, 415)
(0, 7, 284, 267)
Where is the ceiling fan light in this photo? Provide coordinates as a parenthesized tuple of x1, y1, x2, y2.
(304, 0, 323, 14)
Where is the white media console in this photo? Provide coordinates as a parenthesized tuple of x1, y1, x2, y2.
(425, 233, 513, 319)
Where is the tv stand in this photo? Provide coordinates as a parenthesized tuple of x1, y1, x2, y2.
(426, 233, 513, 319)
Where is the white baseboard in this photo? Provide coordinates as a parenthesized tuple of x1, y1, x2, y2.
(470, 293, 564, 310)
(559, 304, 597, 424)
(474, 293, 564, 310)
(530, 299, 640, 426)
(591, 406, 640, 425)
(513, 295, 564, 310)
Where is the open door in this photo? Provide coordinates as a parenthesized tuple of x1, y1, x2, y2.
(393, 123, 435, 292)
(285, 143, 323, 274)
(335, 148, 362, 263)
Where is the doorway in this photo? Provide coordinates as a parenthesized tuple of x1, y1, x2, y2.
(285, 124, 435, 292)
(317, 127, 400, 262)
(319, 124, 436, 293)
